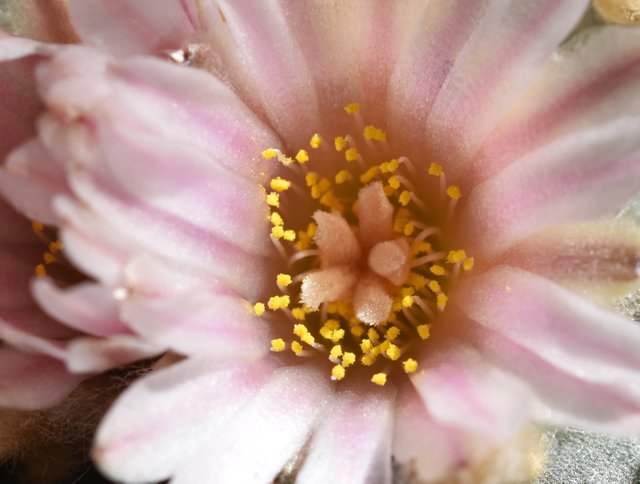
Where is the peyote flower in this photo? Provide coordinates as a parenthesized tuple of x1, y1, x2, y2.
(1, 1, 640, 482)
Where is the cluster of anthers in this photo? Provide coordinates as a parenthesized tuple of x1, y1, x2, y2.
(253, 103, 475, 386)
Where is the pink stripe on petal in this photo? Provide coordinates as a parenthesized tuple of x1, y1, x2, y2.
(456, 267, 640, 395)
(412, 339, 531, 439)
(0, 348, 82, 410)
(173, 364, 331, 484)
(459, 119, 640, 259)
(297, 386, 395, 484)
(95, 358, 278, 483)
(122, 291, 268, 359)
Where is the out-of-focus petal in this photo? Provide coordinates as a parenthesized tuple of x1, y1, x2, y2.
(0, 347, 82, 410)
(173, 365, 330, 484)
(121, 291, 268, 359)
(393, 385, 488, 482)
(32, 279, 128, 336)
(95, 358, 278, 483)
(65, 335, 161, 373)
(388, 0, 587, 172)
(0, 243, 39, 309)
(459, 118, 640, 259)
(297, 386, 395, 484)
(68, 0, 198, 55)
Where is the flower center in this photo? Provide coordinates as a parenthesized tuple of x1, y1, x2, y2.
(253, 103, 474, 386)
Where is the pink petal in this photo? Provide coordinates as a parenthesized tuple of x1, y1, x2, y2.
(0, 347, 82, 410)
(208, 1, 322, 146)
(459, 118, 640, 259)
(412, 338, 531, 439)
(297, 385, 395, 484)
(388, 0, 588, 172)
(32, 279, 128, 336)
(66, 335, 161, 373)
(95, 357, 278, 483)
(121, 291, 268, 359)
(393, 385, 488, 482)
(313, 211, 361, 267)
(468, 26, 640, 186)
(173, 364, 331, 484)
(0, 138, 69, 225)
(68, 0, 198, 55)
(455, 266, 640, 431)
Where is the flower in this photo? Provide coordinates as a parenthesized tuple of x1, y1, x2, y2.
(1, 1, 640, 482)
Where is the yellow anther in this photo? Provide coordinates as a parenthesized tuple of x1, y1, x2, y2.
(283, 230, 296, 242)
(335, 169, 353, 184)
(430, 265, 445, 276)
(428, 280, 442, 294)
(271, 338, 286, 352)
(43, 252, 56, 264)
(402, 295, 415, 308)
(447, 249, 467, 264)
(371, 373, 387, 386)
(388, 176, 401, 190)
(437, 293, 448, 310)
(367, 328, 380, 342)
(381, 158, 399, 173)
(291, 307, 306, 321)
(344, 102, 360, 114)
(399, 190, 412, 206)
(386, 344, 401, 361)
(270, 177, 291, 192)
(49, 241, 63, 253)
(345, 147, 359, 162)
(261, 148, 278, 159)
(280, 156, 294, 167)
(342, 352, 356, 367)
(291, 341, 303, 355)
(428, 162, 443, 176)
(32, 220, 44, 233)
(293, 324, 309, 337)
(253, 302, 266, 316)
(269, 212, 284, 226)
(360, 166, 380, 184)
(411, 241, 432, 255)
(330, 345, 343, 360)
(408, 272, 427, 289)
(403, 358, 418, 374)
(331, 364, 346, 381)
(385, 326, 401, 341)
(268, 295, 290, 310)
(417, 324, 431, 340)
(446, 185, 462, 199)
(307, 223, 317, 237)
(276, 273, 292, 287)
(329, 328, 345, 343)
(463, 258, 475, 271)
(305, 172, 318, 187)
(266, 191, 280, 207)
(35, 264, 46, 277)
(310, 133, 322, 149)
(311, 178, 331, 199)
(350, 324, 365, 338)
(363, 125, 387, 141)
(378, 340, 390, 354)
(271, 225, 285, 239)
(403, 222, 415, 236)
(391, 298, 403, 313)
(360, 339, 373, 353)
(301, 332, 315, 345)
(361, 354, 376, 366)
(334, 136, 347, 152)
(295, 149, 309, 164)
(280, 295, 291, 308)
